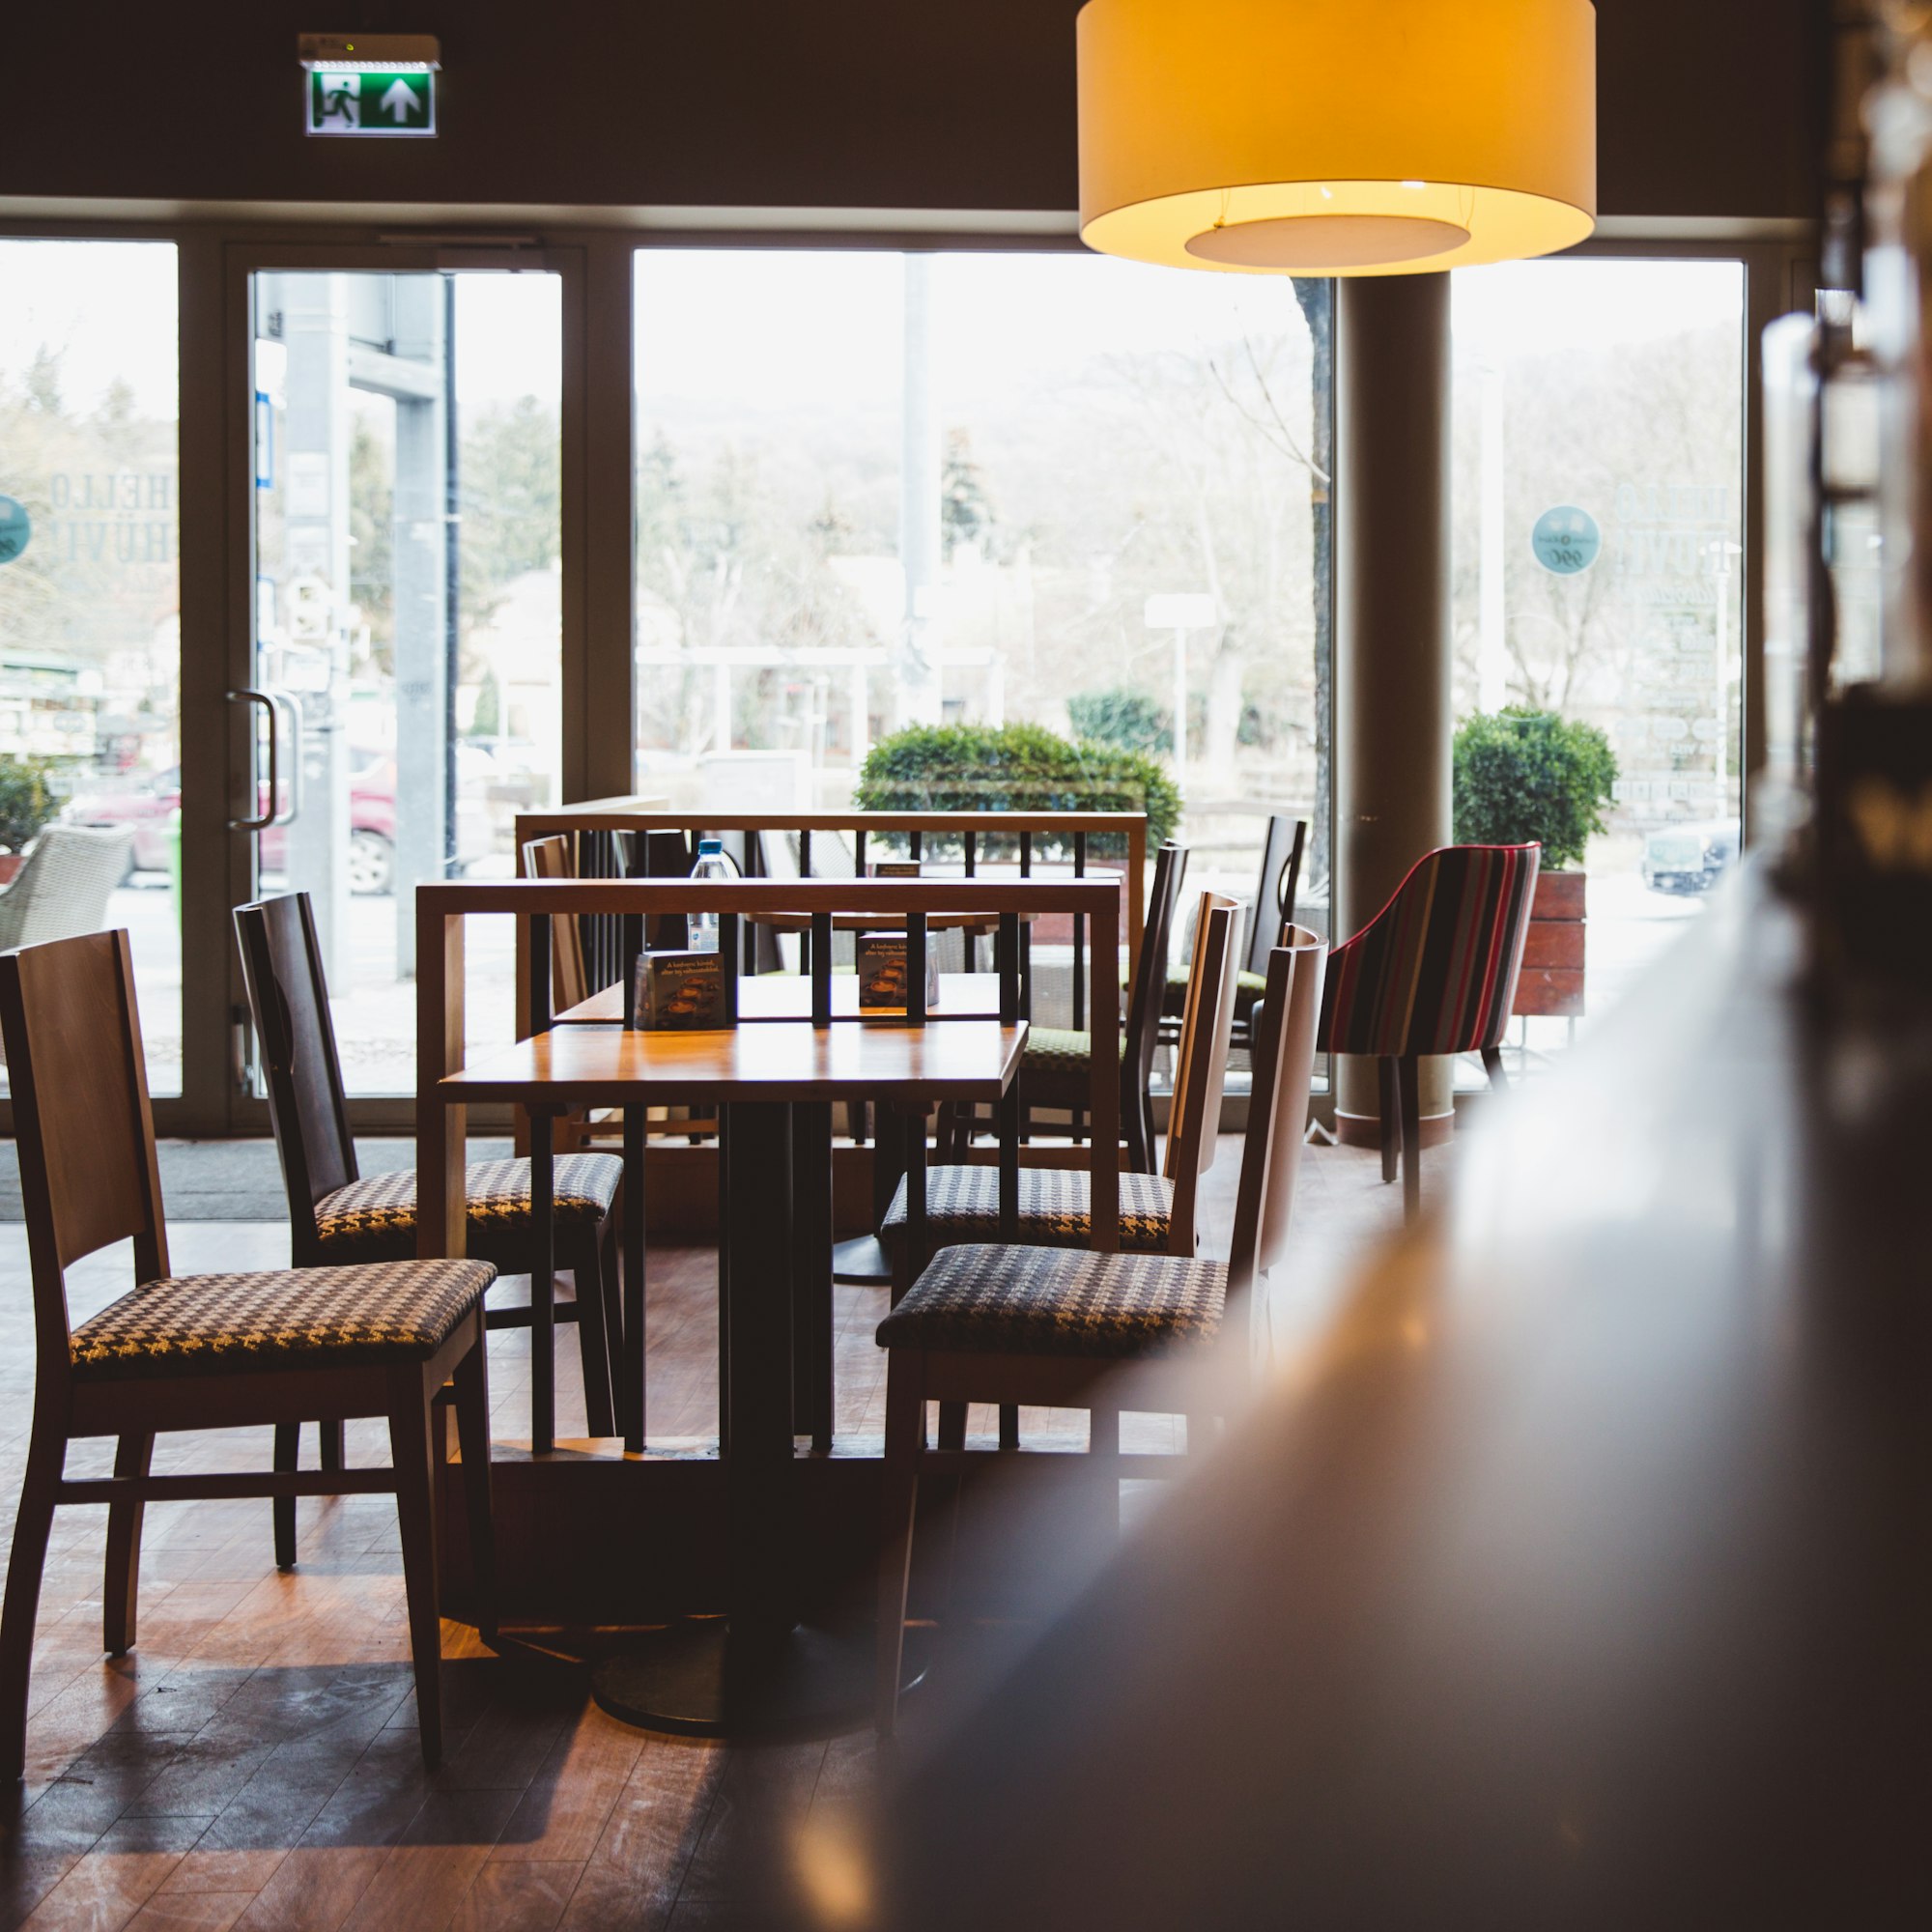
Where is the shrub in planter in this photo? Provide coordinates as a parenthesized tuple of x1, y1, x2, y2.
(1453, 708, 1615, 1019)
(0, 756, 61, 856)
(1452, 707, 1616, 870)
(854, 722, 1181, 857)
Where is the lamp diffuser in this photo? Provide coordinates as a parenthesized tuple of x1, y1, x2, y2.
(1077, 0, 1597, 276)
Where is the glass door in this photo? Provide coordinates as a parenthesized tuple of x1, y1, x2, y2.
(0, 239, 183, 1099)
(245, 264, 563, 1097)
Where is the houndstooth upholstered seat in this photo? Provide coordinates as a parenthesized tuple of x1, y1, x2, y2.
(311, 1154, 623, 1268)
(875, 1242, 1226, 1359)
(879, 1165, 1175, 1258)
(1163, 963, 1268, 1023)
(1019, 1027, 1131, 1076)
(69, 1259, 497, 1381)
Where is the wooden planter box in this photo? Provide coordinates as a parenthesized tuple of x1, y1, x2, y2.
(1514, 868, 1585, 1017)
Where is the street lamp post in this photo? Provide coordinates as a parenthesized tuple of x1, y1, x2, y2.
(1143, 592, 1219, 803)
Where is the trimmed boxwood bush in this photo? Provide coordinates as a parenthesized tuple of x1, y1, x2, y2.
(1452, 707, 1617, 872)
(854, 723, 1180, 856)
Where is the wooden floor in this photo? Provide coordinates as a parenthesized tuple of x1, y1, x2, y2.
(0, 1137, 1443, 1931)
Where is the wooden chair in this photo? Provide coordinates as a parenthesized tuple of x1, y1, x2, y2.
(236, 895, 624, 1520)
(1317, 842, 1541, 1222)
(523, 833, 721, 1147)
(1019, 840, 1188, 1170)
(879, 894, 1242, 1282)
(874, 925, 1326, 1735)
(521, 833, 592, 1013)
(0, 930, 496, 1775)
(1161, 814, 1306, 1051)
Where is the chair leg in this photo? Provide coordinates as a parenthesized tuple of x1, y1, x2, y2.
(1121, 1074, 1148, 1172)
(572, 1230, 617, 1438)
(1482, 1045, 1508, 1094)
(1378, 1058, 1400, 1184)
(876, 1353, 924, 1739)
(320, 1421, 345, 1472)
(387, 1366, 447, 1770)
(452, 1320, 497, 1647)
(102, 1432, 154, 1655)
(937, 1402, 967, 1452)
(0, 1414, 63, 1779)
(1397, 1055, 1423, 1225)
(998, 1404, 1020, 1451)
(271, 1423, 299, 1571)
(598, 1216, 629, 1436)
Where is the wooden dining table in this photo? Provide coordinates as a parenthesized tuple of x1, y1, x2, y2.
(416, 874, 1122, 1733)
(440, 1012, 1030, 1734)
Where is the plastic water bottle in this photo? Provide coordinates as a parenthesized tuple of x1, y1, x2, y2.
(689, 838, 735, 953)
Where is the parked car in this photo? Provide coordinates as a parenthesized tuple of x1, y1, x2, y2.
(66, 752, 492, 895)
(1639, 819, 1738, 895)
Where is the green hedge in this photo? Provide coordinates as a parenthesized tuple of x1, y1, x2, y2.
(854, 723, 1180, 855)
(1452, 707, 1617, 871)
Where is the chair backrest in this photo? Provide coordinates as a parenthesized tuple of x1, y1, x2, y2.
(1161, 894, 1241, 1253)
(0, 930, 168, 1384)
(1226, 926, 1328, 1343)
(1123, 840, 1188, 1094)
(234, 893, 357, 1254)
(1244, 815, 1308, 979)
(1318, 843, 1541, 1059)
(521, 834, 590, 1012)
(0, 824, 135, 951)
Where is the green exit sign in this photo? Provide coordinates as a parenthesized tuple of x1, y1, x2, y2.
(306, 67, 436, 136)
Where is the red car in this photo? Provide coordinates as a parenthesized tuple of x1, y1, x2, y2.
(70, 759, 403, 895)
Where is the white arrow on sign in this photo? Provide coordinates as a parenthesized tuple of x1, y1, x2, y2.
(380, 78, 422, 124)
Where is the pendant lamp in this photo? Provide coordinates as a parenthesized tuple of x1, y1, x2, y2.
(1077, 0, 1597, 276)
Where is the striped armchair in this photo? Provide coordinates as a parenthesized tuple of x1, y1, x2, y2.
(1318, 842, 1541, 1219)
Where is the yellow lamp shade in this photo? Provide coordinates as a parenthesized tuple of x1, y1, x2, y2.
(1077, 0, 1597, 276)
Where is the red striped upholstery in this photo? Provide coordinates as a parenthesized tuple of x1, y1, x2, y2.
(1318, 844, 1541, 1058)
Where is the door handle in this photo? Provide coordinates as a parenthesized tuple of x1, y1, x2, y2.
(266, 691, 304, 828)
(227, 688, 278, 832)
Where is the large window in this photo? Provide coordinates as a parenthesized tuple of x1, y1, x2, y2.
(1450, 257, 1746, 1041)
(634, 246, 1334, 967)
(0, 241, 181, 1093)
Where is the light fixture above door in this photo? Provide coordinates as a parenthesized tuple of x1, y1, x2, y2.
(1076, 0, 1597, 276)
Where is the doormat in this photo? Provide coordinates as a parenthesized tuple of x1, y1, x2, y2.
(0, 1137, 514, 1223)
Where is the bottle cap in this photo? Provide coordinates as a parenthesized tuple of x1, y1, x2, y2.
(697, 838, 724, 855)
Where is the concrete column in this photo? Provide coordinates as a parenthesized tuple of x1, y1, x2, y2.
(1335, 273, 1454, 1144)
(896, 255, 943, 728)
(271, 272, 354, 984)
(387, 274, 449, 980)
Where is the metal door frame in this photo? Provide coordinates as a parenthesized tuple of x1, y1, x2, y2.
(213, 237, 599, 1134)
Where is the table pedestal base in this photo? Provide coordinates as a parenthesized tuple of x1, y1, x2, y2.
(590, 1616, 920, 1740)
(832, 1235, 892, 1286)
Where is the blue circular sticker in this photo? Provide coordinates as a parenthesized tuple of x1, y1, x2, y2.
(1531, 505, 1601, 576)
(0, 497, 30, 566)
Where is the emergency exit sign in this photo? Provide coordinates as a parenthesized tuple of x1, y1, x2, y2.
(299, 35, 440, 137)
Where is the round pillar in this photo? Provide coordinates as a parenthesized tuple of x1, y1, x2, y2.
(1335, 273, 1454, 1146)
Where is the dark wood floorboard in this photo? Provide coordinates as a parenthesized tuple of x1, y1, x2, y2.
(0, 1137, 1435, 1929)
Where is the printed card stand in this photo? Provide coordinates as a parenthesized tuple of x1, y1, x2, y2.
(633, 950, 732, 1030)
(856, 932, 940, 1015)
(870, 860, 923, 878)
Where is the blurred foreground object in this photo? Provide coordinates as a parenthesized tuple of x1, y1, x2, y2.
(879, 869, 1932, 1927)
